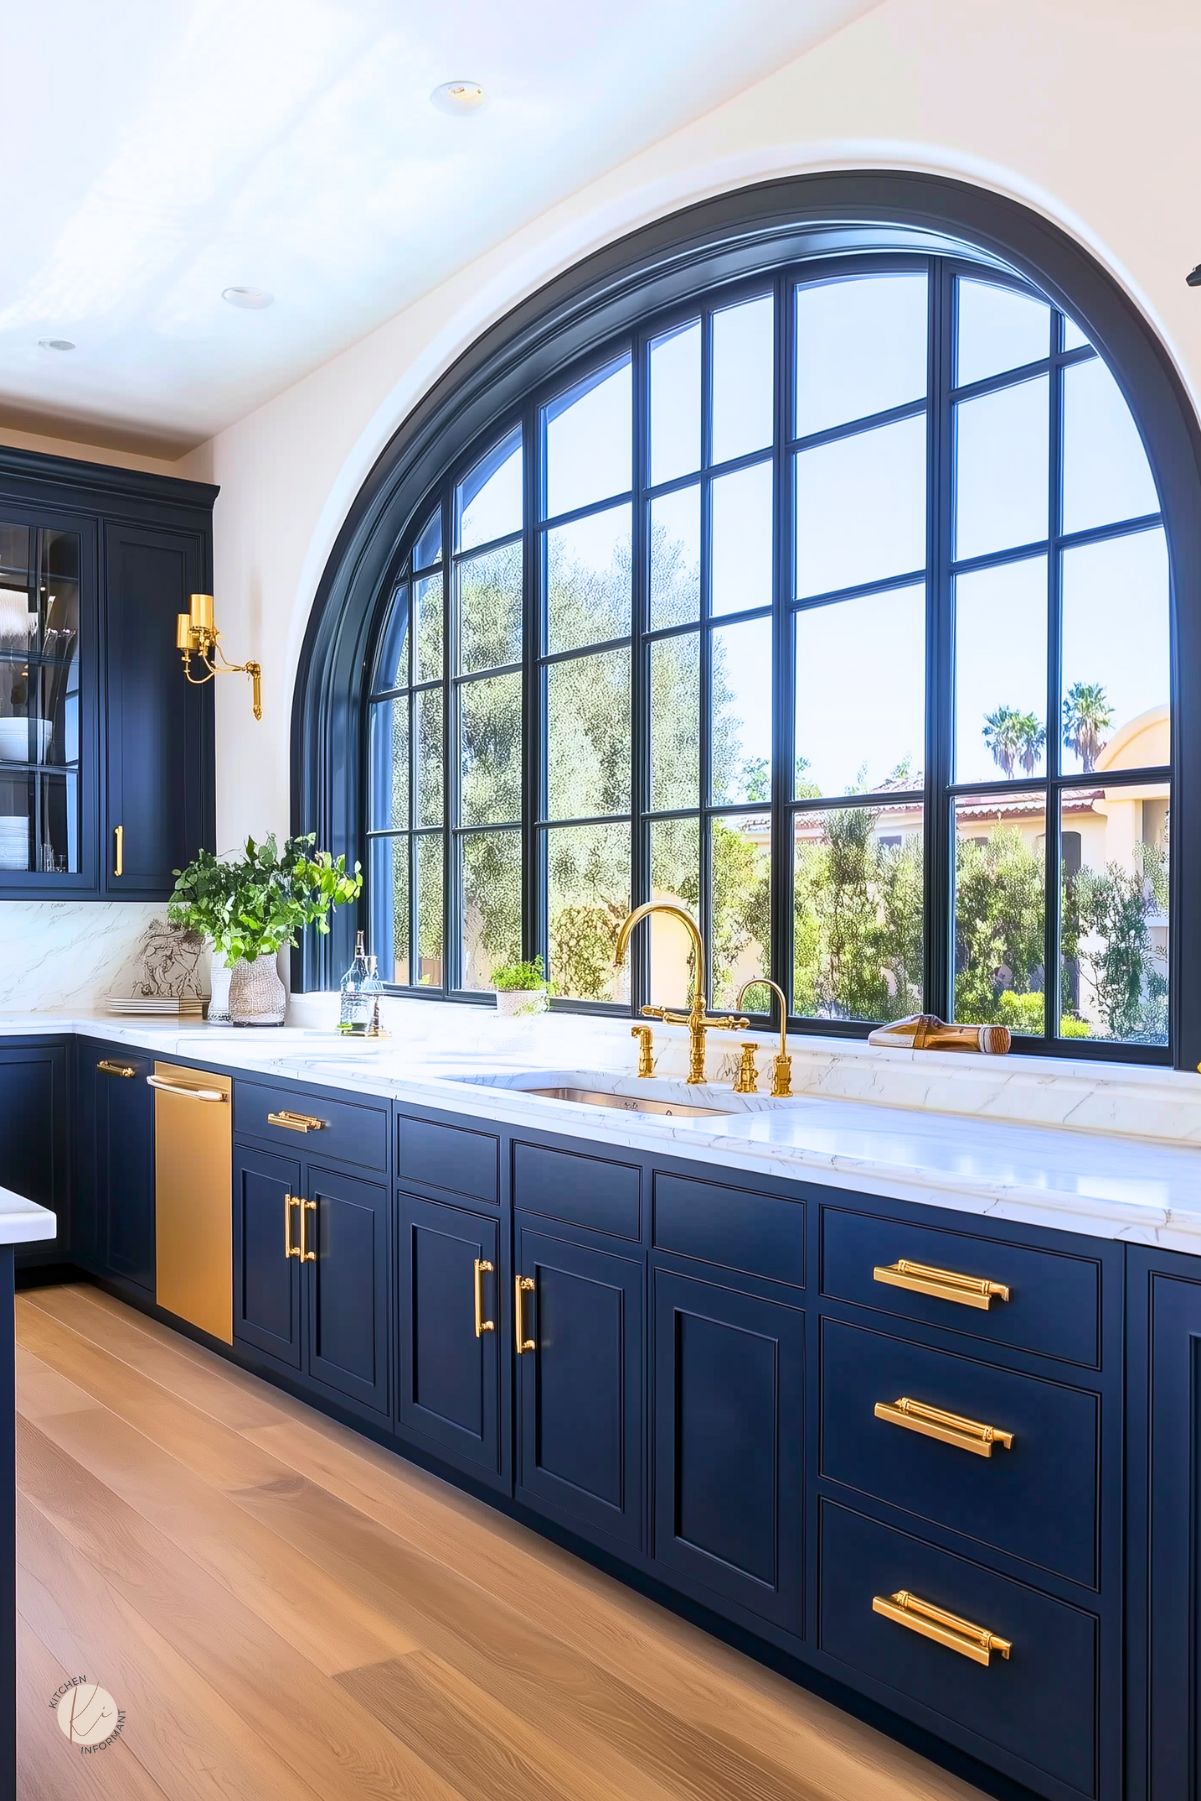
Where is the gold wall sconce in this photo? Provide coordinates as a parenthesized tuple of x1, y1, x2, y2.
(175, 593, 263, 721)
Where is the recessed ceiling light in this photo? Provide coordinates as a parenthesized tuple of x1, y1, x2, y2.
(38, 338, 75, 352)
(221, 286, 273, 310)
(431, 79, 486, 114)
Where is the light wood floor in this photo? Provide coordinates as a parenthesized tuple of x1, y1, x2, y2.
(13, 1282, 983, 1801)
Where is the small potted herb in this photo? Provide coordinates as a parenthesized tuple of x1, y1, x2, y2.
(492, 956, 552, 1018)
(169, 833, 362, 1026)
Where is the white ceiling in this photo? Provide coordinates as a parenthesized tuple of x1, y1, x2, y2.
(0, 0, 875, 455)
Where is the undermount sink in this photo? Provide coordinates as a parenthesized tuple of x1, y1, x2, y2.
(519, 1085, 727, 1118)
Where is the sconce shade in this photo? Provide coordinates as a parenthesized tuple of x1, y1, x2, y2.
(189, 592, 215, 634)
(176, 612, 194, 651)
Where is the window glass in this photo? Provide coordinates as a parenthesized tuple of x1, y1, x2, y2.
(546, 823, 630, 1001)
(649, 817, 700, 1007)
(461, 829, 522, 990)
(414, 509, 442, 571)
(368, 834, 409, 985)
(460, 672, 522, 827)
(793, 806, 923, 1021)
(711, 617, 773, 806)
(413, 573, 443, 686)
(650, 634, 700, 811)
(796, 273, 927, 436)
(371, 583, 409, 692)
(954, 557, 1048, 783)
(415, 688, 443, 826)
(649, 319, 701, 486)
(546, 503, 631, 653)
(457, 542, 522, 676)
(795, 584, 925, 798)
(956, 278, 1050, 387)
(954, 376, 1049, 560)
(1060, 528, 1169, 774)
(368, 698, 409, 831)
(1059, 781, 1169, 1044)
(710, 816, 770, 1009)
(546, 647, 630, 820)
(543, 355, 631, 520)
(649, 485, 700, 629)
(414, 834, 444, 987)
(711, 460, 773, 616)
(953, 794, 1046, 1035)
(795, 415, 926, 597)
(1062, 357, 1159, 534)
(456, 429, 522, 553)
(711, 295, 774, 464)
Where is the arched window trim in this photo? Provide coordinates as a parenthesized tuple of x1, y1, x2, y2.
(293, 171, 1201, 1071)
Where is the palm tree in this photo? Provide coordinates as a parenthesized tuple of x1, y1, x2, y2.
(1015, 711, 1046, 775)
(1062, 682, 1114, 773)
(983, 706, 1027, 778)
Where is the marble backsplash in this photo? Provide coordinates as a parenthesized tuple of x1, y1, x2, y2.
(0, 901, 203, 1011)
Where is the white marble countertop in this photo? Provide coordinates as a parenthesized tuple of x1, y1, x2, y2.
(4, 1007, 1201, 1253)
(0, 1184, 56, 1247)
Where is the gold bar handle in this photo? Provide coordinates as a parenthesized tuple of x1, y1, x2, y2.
(514, 1275, 535, 1354)
(873, 1258, 1011, 1310)
(473, 1258, 495, 1337)
(97, 1059, 136, 1078)
(146, 1075, 229, 1103)
(874, 1396, 1014, 1457)
(267, 1109, 327, 1134)
(284, 1192, 301, 1261)
(872, 1590, 1012, 1666)
(299, 1198, 317, 1263)
(113, 824, 123, 878)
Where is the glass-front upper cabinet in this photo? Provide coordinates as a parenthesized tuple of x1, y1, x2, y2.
(0, 516, 93, 885)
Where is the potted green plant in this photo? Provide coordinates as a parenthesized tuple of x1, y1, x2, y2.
(492, 956, 552, 1019)
(169, 833, 362, 1026)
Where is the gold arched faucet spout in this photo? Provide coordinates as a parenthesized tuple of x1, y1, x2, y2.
(614, 902, 748, 1084)
(735, 978, 793, 1097)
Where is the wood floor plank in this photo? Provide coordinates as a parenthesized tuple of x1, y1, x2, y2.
(17, 1418, 468, 1801)
(17, 1616, 168, 1801)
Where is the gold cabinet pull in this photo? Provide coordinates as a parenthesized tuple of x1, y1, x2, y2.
(267, 1109, 327, 1134)
(113, 824, 123, 878)
(473, 1258, 495, 1337)
(873, 1258, 1011, 1310)
(97, 1058, 136, 1078)
(874, 1395, 1014, 1457)
(284, 1192, 302, 1260)
(299, 1198, 317, 1263)
(872, 1590, 1012, 1666)
(514, 1275, 535, 1354)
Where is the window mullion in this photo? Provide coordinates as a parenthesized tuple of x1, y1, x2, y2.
(924, 257, 954, 1022)
(1044, 310, 1066, 1039)
(770, 268, 792, 1019)
(698, 307, 714, 1006)
(522, 401, 541, 972)
(631, 332, 649, 1014)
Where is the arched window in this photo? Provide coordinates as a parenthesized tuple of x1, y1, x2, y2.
(296, 175, 1201, 1067)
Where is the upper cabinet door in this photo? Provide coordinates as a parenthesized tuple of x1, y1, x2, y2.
(103, 522, 213, 896)
(0, 512, 98, 893)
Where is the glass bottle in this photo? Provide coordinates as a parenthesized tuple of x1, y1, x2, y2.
(338, 930, 371, 1035)
(363, 953, 385, 1036)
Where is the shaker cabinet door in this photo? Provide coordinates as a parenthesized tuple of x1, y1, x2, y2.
(304, 1166, 391, 1418)
(103, 523, 212, 896)
(92, 1044, 155, 1291)
(233, 1145, 303, 1370)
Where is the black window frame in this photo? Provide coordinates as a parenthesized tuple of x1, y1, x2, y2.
(294, 172, 1201, 1072)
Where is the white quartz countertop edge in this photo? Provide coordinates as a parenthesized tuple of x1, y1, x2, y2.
(0, 1185, 56, 1246)
(5, 1014, 1201, 1254)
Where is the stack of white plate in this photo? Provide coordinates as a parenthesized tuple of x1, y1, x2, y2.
(106, 997, 205, 1016)
(0, 816, 27, 870)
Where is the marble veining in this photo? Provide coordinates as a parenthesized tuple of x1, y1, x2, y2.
(5, 1004, 1201, 1254)
(0, 902, 163, 1010)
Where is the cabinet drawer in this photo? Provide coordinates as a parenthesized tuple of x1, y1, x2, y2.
(513, 1141, 640, 1240)
(235, 1080, 388, 1174)
(653, 1171, 804, 1287)
(396, 1113, 498, 1204)
(819, 1501, 1099, 1799)
(821, 1319, 1099, 1587)
(822, 1206, 1101, 1367)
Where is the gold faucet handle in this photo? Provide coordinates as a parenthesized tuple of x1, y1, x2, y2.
(733, 1041, 758, 1095)
(771, 1051, 793, 1098)
(630, 1024, 655, 1078)
(709, 1013, 750, 1031)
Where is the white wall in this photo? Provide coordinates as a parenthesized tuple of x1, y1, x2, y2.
(17, 0, 1201, 862)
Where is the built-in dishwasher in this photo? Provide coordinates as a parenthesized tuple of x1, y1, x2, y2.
(148, 1062, 233, 1344)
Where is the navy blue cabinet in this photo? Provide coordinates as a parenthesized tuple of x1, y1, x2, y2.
(1127, 1249, 1201, 1801)
(234, 1144, 303, 1370)
(514, 1223, 644, 1551)
(0, 450, 216, 901)
(0, 1039, 70, 1268)
(653, 1266, 805, 1634)
(397, 1191, 503, 1486)
(305, 1165, 390, 1417)
(85, 1043, 155, 1292)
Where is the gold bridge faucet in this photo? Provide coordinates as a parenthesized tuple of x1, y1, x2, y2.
(734, 978, 793, 1097)
(614, 902, 748, 1084)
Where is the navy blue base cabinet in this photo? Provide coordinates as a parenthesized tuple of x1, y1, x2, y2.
(78, 1042, 155, 1292)
(0, 1040, 70, 1270)
(1, 1251, 15, 1801)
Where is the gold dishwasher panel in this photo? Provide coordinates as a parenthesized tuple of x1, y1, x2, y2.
(152, 1061, 233, 1344)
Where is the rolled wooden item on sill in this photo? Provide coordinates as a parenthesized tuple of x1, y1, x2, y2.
(867, 1012, 1011, 1055)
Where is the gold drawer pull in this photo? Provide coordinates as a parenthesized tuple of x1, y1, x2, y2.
(473, 1258, 495, 1337)
(514, 1275, 535, 1354)
(872, 1590, 1012, 1666)
(113, 823, 124, 879)
(874, 1396, 1014, 1457)
(267, 1109, 327, 1134)
(97, 1058, 136, 1078)
(299, 1198, 317, 1263)
(873, 1258, 1011, 1310)
(284, 1192, 302, 1260)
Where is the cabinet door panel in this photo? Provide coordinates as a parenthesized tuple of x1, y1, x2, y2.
(0, 1042, 69, 1265)
(397, 1192, 502, 1482)
(233, 1145, 302, 1370)
(306, 1166, 390, 1417)
(654, 1268, 804, 1633)
(515, 1226, 643, 1551)
(93, 1046, 155, 1290)
(103, 523, 212, 895)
